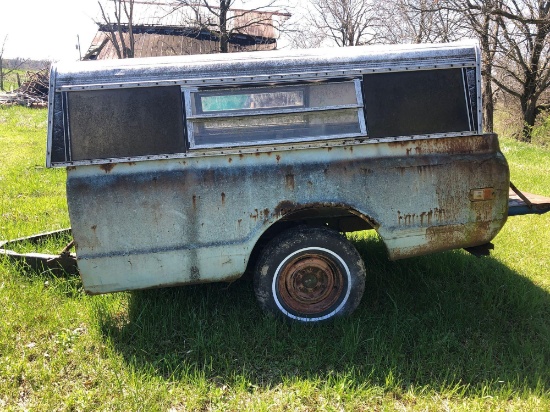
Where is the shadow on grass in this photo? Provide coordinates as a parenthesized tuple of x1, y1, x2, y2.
(95, 234, 550, 393)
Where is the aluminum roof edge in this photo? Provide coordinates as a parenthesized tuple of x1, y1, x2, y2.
(52, 40, 480, 88)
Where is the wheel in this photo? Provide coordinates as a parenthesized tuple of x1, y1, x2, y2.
(254, 226, 366, 322)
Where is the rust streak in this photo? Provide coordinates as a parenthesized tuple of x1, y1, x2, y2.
(99, 163, 115, 173)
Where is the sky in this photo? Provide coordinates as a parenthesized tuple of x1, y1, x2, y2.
(0, 0, 295, 62)
(1, 0, 100, 62)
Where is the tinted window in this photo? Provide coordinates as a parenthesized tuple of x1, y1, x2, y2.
(199, 90, 305, 112)
(67, 86, 185, 161)
(362, 69, 471, 138)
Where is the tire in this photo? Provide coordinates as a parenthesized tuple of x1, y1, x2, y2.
(253, 226, 366, 322)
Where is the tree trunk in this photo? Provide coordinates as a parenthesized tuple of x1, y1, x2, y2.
(219, 1, 229, 53)
(520, 95, 538, 143)
(479, 13, 495, 133)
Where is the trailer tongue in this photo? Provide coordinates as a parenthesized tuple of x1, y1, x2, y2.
(508, 184, 550, 216)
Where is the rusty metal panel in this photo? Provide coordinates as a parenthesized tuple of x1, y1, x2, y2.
(66, 133, 509, 294)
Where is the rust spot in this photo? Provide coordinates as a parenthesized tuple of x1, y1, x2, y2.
(91, 225, 97, 231)
(221, 192, 226, 205)
(192, 195, 197, 209)
(67, 166, 76, 171)
(239, 154, 244, 159)
(406, 148, 412, 156)
(238, 219, 242, 226)
(386, 134, 496, 156)
(255, 152, 261, 157)
(228, 157, 233, 163)
(274, 200, 298, 216)
(285, 174, 295, 190)
(128, 162, 137, 166)
(276, 155, 281, 163)
(327, 147, 333, 151)
(387, 140, 410, 147)
(399, 209, 444, 226)
(263, 208, 270, 218)
(99, 163, 115, 173)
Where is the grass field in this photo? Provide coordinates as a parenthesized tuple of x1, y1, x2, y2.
(1, 106, 549, 410)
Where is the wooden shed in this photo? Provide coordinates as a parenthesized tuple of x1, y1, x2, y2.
(84, 1, 288, 60)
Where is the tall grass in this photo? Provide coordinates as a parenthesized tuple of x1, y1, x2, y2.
(0, 106, 549, 410)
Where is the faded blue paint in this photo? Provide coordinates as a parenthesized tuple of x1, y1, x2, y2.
(67, 134, 509, 294)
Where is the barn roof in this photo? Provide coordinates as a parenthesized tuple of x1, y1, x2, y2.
(84, 0, 288, 60)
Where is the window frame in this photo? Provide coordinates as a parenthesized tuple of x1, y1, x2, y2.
(184, 79, 367, 149)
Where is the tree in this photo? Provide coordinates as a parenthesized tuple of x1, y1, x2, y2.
(491, 0, 550, 141)
(97, 0, 135, 59)
(305, 0, 378, 47)
(0, 35, 29, 91)
(170, 1, 291, 53)
(376, 0, 464, 45)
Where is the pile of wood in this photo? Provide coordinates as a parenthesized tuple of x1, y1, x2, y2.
(0, 68, 49, 107)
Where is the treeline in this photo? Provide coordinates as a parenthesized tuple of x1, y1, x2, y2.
(3, 58, 51, 71)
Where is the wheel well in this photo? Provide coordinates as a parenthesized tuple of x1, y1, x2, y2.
(243, 206, 376, 278)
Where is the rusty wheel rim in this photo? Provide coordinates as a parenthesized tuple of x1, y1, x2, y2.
(276, 252, 346, 316)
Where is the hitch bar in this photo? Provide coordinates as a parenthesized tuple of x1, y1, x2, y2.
(0, 229, 78, 275)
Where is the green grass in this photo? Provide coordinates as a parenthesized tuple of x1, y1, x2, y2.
(1, 106, 549, 410)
